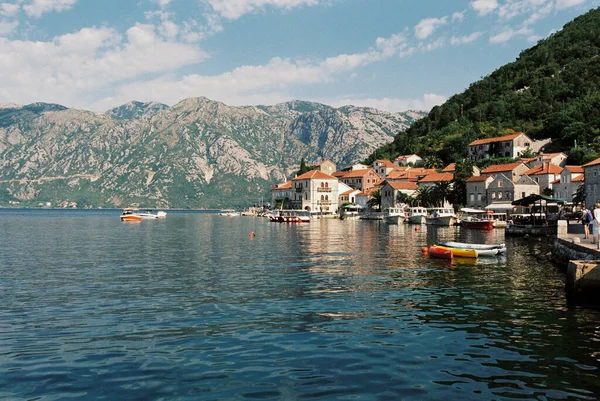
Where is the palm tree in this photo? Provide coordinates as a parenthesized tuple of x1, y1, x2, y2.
(396, 191, 417, 207)
(367, 189, 382, 210)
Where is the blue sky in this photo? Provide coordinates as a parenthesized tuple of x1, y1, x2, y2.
(0, 0, 598, 112)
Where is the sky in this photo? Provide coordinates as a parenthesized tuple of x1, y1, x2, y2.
(0, 0, 599, 113)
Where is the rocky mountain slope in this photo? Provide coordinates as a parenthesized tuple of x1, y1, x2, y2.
(0, 98, 423, 208)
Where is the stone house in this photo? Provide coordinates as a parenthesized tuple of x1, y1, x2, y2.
(524, 162, 563, 193)
(373, 160, 398, 179)
(271, 180, 293, 209)
(466, 175, 494, 209)
(480, 162, 529, 181)
(339, 189, 361, 206)
(553, 166, 584, 202)
(532, 152, 568, 168)
(380, 181, 419, 210)
(468, 133, 550, 161)
(583, 157, 600, 208)
(417, 172, 454, 188)
(487, 173, 539, 205)
(315, 160, 336, 176)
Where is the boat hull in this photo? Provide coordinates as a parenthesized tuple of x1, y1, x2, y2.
(439, 241, 506, 250)
(428, 246, 453, 259)
(407, 215, 426, 224)
(426, 216, 456, 226)
(120, 215, 142, 222)
(384, 215, 406, 224)
(434, 245, 478, 258)
(461, 220, 495, 230)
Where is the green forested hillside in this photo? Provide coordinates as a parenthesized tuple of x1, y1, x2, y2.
(367, 7, 600, 166)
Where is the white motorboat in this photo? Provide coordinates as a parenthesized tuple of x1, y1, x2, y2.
(438, 241, 506, 254)
(426, 207, 457, 226)
(219, 209, 240, 217)
(406, 207, 428, 224)
(138, 209, 167, 219)
(383, 207, 406, 224)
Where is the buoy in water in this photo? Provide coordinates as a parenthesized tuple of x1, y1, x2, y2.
(421, 246, 428, 253)
(249, 232, 255, 238)
(415, 226, 420, 232)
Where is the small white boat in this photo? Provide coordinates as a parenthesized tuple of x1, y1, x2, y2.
(383, 207, 406, 224)
(138, 209, 167, 219)
(407, 207, 427, 224)
(219, 209, 240, 217)
(426, 207, 457, 226)
(438, 241, 506, 255)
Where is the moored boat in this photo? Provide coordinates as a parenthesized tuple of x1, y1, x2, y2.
(434, 245, 478, 258)
(383, 207, 406, 224)
(406, 206, 428, 224)
(427, 245, 453, 259)
(138, 209, 167, 219)
(219, 209, 240, 217)
(426, 207, 457, 226)
(438, 241, 506, 251)
(459, 208, 495, 230)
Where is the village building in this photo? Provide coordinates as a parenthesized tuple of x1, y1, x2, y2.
(340, 163, 369, 171)
(290, 170, 341, 214)
(466, 175, 495, 209)
(380, 181, 419, 210)
(583, 157, 600, 208)
(373, 160, 398, 179)
(480, 162, 530, 181)
(553, 166, 584, 202)
(334, 168, 381, 192)
(417, 172, 454, 188)
(339, 188, 361, 206)
(468, 133, 551, 161)
(487, 173, 539, 206)
(270, 181, 293, 209)
(524, 162, 563, 193)
(386, 167, 433, 183)
(394, 154, 424, 166)
(531, 152, 568, 168)
(315, 160, 336, 176)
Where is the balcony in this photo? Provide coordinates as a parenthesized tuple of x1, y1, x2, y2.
(318, 200, 333, 205)
(295, 187, 303, 193)
(317, 187, 332, 192)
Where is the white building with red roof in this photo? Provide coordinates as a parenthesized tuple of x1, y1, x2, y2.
(468, 133, 551, 161)
(480, 162, 529, 181)
(291, 170, 341, 214)
(583, 157, 600, 207)
(394, 154, 424, 166)
(465, 175, 494, 209)
(373, 160, 398, 179)
(417, 172, 454, 188)
(335, 168, 381, 191)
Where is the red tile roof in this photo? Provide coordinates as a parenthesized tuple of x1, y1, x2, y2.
(469, 133, 523, 146)
(583, 157, 600, 167)
(375, 160, 397, 168)
(387, 181, 418, 190)
(293, 170, 337, 180)
(441, 163, 456, 172)
(481, 162, 525, 174)
(564, 165, 584, 173)
(573, 175, 585, 182)
(419, 172, 454, 183)
(271, 181, 292, 190)
(525, 163, 563, 176)
(339, 169, 378, 179)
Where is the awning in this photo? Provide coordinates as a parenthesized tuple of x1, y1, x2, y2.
(485, 203, 515, 211)
(460, 207, 486, 213)
(512, 194, 565, 207)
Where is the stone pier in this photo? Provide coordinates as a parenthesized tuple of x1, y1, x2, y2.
(553, 220, 600, 301)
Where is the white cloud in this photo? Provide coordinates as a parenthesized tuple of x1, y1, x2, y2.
(471, 0, 498, 16)
(155, 0, 172, 8)
(450, 31, 483, 45)
(0, 20, 19, 36)
(0, 24, 207, 107)
(452, 11, 465, 22)
(205, 0, 322, 20)
(556, 0, 586, 9)
(0, 3, 20, 17)
(489, 26, 533, 43)
(414, 16, 448, 40)
(330, 94, 446, 113)
(23, 0, 78, 18)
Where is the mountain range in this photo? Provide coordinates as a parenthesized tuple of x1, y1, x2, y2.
(0, 98, 423, 208)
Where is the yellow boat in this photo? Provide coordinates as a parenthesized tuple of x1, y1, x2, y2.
(434, 245, 478, 258)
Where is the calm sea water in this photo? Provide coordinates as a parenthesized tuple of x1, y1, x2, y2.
(1, 209, 599, 400)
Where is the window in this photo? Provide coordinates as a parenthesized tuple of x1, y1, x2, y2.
(492, 192, 496, 199)
(506, 192, 510, 200)
(498, 192, 503, 200)
(475, 185, 478, 192)
(470, 194, 474, 201)
(477, 193, 482, 201)
(498, 180, 503, 188)
(522, 192, 526, 198)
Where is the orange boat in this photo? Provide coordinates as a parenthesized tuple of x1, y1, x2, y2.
(428, 245, 453, 259)
(120, 209, 142, 222)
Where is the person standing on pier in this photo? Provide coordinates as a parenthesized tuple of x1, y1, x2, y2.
(580, 206, 592, 239)
(593, 203, 600, 245)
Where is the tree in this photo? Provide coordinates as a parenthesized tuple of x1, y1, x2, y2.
(397, 191, 418, 207)
(573, 184, 585, 206)
(297, 158, 310, 175)
(367, 189, 382, 210)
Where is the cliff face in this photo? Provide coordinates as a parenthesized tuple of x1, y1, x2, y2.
(0, 98, 424, 208)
